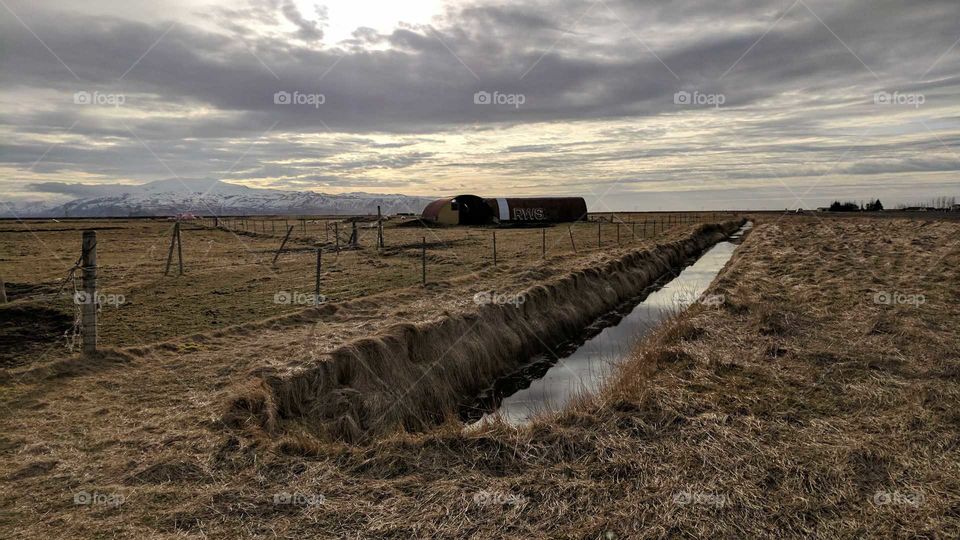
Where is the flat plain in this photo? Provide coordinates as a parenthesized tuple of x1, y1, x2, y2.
(1, 214, 958, 538)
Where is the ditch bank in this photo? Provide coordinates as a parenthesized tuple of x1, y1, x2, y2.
(224, 220, 745, 443)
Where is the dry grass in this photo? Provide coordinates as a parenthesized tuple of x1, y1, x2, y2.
(1, 216, 958, 538)
(0, 213, 727, 367)
(225, 222, 738, 443)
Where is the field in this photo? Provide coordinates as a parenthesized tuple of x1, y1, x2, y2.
(0, 212, 730, 366)
(1, 214, 958, 537)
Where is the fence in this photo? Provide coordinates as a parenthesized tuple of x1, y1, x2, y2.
(7, 211, 738, 354)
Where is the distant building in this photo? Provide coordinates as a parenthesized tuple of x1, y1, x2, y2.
(952, 204, 960, 212)
(421, 194, 588, 225)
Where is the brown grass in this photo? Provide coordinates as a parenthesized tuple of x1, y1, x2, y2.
(1, 216, 958, 538)
(225, 222, 739, 443)
(0, 213, 729, 366)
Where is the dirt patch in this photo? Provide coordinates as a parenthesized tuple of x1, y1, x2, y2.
(5, 460, 58, 481)
(125, 460, 210, 485)
(0, 303, 73, 368)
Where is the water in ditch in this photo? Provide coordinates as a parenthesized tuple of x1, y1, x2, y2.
(465, 221, 753, 426)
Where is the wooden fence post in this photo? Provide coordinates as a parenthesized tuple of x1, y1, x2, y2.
(315, 249, 322, 304)
(81, 230, 97, 354)
(165, 222, 180, 276)
(597, 221, 601, 249)
(617, 222, 620, 245)
(541, 228, 546, 258)
(569, 226, 577, 253)
(492, 231, 497, 266)
(421, 236, 427, 285)
(273, 225, 294, 265)
(377, 206, 384, 249)
(176, 221, 184, 275)
(335, 222, 340, 253)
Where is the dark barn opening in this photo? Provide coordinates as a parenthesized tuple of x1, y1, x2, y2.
(452, 195, 492, 225)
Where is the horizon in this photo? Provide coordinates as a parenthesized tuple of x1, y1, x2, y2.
(2, 0, 959, 211)
(5, 177, 957, 216)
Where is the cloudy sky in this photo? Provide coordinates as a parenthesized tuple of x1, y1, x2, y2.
(1, 0, 958, 210)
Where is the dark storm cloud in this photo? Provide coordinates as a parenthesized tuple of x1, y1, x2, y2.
(0, 0, 958, 203)
(6, 0, 956, 131)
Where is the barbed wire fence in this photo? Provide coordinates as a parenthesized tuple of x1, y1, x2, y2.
(6, 211, 740, 356)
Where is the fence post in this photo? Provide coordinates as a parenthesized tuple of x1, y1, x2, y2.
(273, 225, 294, 264)
(568, 226, 577, 253)
(541, 228, 546, 258)
(165, 222, 180, 276)
(377, 206, 384, 249)
(617, 222, 620, 245)
(81, 230, 97, 354)
(335, 222, 340, 253)
(597, 221, 601, 249)
(421, 236, 427, 285)
(315, 249, 322, 304)
(176, 221, 184, 275)
(492, 231, 497, 266)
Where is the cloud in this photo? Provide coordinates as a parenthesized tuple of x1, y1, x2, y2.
(0, 0, 958, 207)
(279, 0, 325, 42)
(23, 182, 132, 198)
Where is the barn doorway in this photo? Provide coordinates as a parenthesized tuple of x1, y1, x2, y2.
(452, 195, 493, 225)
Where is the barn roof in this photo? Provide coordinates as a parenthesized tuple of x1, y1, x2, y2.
(421, 196, 456, 221)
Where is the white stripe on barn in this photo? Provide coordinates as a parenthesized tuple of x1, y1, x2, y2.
(497, 198, 510, 221)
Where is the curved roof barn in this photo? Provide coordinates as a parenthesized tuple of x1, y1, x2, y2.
(421, 194, 586, 225)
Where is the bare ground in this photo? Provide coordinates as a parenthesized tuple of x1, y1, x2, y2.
(1, 217, 959, 538)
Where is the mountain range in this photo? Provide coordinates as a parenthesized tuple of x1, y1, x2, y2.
(2, 179, 437, 218)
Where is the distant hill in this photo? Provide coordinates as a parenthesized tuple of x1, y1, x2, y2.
(2, 179, 436, 217)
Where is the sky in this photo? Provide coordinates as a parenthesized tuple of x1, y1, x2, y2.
(1, 0, 959, 210)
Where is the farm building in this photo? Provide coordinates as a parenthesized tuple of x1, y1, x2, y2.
(421, 195, 587, 225)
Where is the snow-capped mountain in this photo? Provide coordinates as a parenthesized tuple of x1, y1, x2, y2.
(3, 179, 437, 217)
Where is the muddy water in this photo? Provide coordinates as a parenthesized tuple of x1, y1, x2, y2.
(467, 222, 752, 425)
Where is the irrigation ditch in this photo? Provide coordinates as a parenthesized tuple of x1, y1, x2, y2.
(466, 221, 753, 425)
(225, 219, 747, 443)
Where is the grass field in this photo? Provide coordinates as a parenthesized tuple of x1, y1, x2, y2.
(0, 212, 732, 366)
(1, 215, 958, 538)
